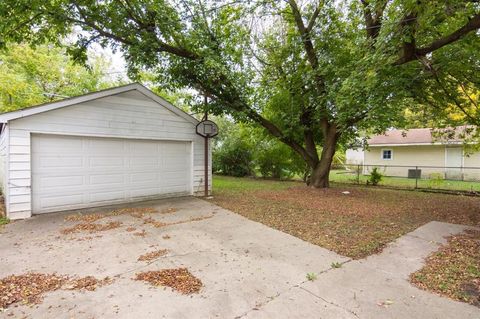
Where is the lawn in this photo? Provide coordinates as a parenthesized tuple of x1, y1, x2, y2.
(330, 169, 480, 192)
(210, 175, 480, 259)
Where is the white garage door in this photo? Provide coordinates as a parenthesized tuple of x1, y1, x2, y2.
(32, 134, 192, 214)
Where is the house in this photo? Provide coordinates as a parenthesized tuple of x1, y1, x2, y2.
(0, 83, 211, 220)
(361, 127, 480, 181)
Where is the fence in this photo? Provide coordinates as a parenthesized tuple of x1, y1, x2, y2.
(331, 164, 480, 194)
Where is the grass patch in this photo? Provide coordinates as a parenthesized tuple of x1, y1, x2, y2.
(211, 175, 480, 259)
(411, 230, 480, 307)
(0, 216, 9, 227)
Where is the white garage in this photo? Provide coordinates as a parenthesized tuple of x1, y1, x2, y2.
(0, 83, 210, 219)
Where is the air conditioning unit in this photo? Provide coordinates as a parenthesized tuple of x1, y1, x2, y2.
(408, 169, 421, 179)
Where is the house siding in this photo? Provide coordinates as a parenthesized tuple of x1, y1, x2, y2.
(5, 90, 210, 219)
(364, 145, 446, 178)
(463, 151, 480, 181)
(365, 145, 480, 180)
(0, 124, 9, 216)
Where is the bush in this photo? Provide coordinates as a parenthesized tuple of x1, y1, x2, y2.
(213, 138, 252, 177)
(254, 141, 305, 179)
(368, 167, 383, 186)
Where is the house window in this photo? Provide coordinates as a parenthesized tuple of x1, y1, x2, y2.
(382, 149, 392, 160)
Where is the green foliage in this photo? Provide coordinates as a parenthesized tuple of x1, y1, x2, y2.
(213, 140, 252, 177)
(331, 262, 342, 269)
(306, 272, 317, 281)
(212, 119, 253, 177)
(368, 167, 383, 186)
(0, 43, 117, 111)
(254, 139, 306, 180)
(0, 1, 478, 186)
(0, 217, 9, 226)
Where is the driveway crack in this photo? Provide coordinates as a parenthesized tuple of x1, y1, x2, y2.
(233, 260, 353, 319)
(299, 286, 361, 319)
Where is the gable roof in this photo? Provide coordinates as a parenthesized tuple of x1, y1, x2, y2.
(368, 127, 473, 146)
(0, 83, 199, 125)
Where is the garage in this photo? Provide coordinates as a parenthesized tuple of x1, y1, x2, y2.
(0, 83, 210, 219)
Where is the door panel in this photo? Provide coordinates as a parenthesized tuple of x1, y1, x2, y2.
(445, 147, 463, 180)
(32, 134, 191, 214)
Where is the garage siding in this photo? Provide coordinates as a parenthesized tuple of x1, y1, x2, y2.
(6, 90, 210, 219)
(0, 124, 9, 214)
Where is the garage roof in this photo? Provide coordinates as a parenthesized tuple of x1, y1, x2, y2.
(0, 83, 199, 124)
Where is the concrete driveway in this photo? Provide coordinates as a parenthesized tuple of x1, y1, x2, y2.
(0, 197, 478, 318)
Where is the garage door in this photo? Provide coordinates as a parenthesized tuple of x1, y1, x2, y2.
(32, 134, 192, 214)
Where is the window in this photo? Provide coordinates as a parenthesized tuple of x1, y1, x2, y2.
(382, 149, 392, 160)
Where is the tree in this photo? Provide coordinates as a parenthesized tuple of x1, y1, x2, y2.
(2, 1, 478, 187)
(0, 43, 116, 111)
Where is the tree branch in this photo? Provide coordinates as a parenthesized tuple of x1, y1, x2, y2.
(395, 13, 480, 65)
(306, 2, 322, 32)
(361, 0, 388, 40)
(417, 13, 480, 56)
(70, 3, 198, 60)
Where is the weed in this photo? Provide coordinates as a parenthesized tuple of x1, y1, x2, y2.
(0, 217, 9, 226)
(306, 272, 317, 281)
(331, 262, 342, 268)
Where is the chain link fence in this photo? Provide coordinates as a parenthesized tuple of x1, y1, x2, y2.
(330, 164, 480, 194)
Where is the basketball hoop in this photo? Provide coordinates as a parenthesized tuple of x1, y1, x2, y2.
(196, 120, 219, 138)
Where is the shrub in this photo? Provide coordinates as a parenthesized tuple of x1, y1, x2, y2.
(213, 139, 252, 177)
(254, 141, 305, 179)
(368, 167, 383, 186)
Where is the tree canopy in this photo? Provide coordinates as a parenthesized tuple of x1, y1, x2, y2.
(0, 43, 119, 111)
(1, 0, 478, 186)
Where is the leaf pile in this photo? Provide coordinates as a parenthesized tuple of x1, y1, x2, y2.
(133, 229, 147, 237)
(143, 217, 167, 228)
(109, 207, 158, 219)
(160, 208, 178, 214)
(0, 273, 66, 309)
(143, 214, 214, 228)
(64, 213, 104, 223)
(0, 273, 115, 309)
(64, 276, 113, 291)
(134, 268, 202, 295)
(60, 221, 122, 234)
(64, 207, 159, 223)
(411, 229, 480, 307)
(137, 249, 168, 262)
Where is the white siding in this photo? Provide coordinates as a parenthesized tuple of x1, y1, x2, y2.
(0, 124, 9, 215)
(5, 90, 210, 219)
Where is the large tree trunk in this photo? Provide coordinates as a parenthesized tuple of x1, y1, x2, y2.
(309, 127, 338, 188)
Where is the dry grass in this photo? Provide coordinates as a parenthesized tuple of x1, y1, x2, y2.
(134, 268, 202, 294)
(411, 230, 480, 307)
(211, 176, 480, 259)
(137, 249, 169, 262)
